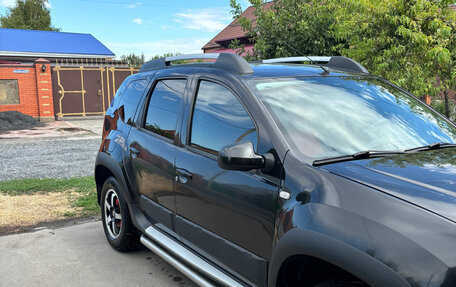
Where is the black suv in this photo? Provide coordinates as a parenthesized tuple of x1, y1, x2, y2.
(95, 53, 456, 287)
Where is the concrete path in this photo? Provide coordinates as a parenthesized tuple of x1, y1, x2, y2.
(0, 219, 197, 287)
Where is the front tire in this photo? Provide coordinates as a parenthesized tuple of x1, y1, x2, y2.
(101, 176, 140, 251)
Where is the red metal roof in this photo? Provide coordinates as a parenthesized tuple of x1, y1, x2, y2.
(202, 2, 272, 50)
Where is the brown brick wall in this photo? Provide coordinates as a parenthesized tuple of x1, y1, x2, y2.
(0, 59, 54, 121)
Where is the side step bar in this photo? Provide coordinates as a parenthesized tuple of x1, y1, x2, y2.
(140, 226, 245, 287)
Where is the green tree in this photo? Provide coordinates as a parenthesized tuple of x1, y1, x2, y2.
(333, 0, 456, 118)
(150, 52, 182, 59)
(121, 52, 145, 67)
(230, 0, 456, 118)
(0, 0, 59, 31)
(230, 0, 341, 60)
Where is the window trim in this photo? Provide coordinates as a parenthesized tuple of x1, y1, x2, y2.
(139, 76, 188, 143)
(186, 78, 260, 158)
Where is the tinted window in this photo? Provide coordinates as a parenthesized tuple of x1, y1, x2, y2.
(190, 81, 257, 155)
(117, 79, 148, 124)
(144, 79, 186, 140)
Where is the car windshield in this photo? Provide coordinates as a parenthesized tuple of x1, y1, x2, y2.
(248, 76, 456, 160)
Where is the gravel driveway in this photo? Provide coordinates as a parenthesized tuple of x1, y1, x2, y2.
(0, 135, 100, 181)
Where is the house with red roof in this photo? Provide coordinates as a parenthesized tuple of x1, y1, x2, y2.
(202, 3, 272, 54)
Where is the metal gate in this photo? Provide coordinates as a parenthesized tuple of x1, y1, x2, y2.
(51, 61, 139, 117)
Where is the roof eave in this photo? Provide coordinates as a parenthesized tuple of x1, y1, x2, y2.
(0, 51, 115, 59)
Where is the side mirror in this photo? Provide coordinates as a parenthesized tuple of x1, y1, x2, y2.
(217, 142, 275, 172)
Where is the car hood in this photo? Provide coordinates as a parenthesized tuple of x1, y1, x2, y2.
(319, 148, 456, 223)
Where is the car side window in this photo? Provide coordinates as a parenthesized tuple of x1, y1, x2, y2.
(144, 79, 186, 140)
(116, 79, 148, 125)
(190, 80, 257, 155)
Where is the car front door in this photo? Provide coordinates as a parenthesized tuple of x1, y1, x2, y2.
(174, 78, 281, 287)
(125, 75, 188, 234)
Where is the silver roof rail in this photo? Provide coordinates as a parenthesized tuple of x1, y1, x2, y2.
(165, 53, 219, 62)
(262, 56, 369, 74)
(139, 53, 253, 75)
(263, 56, 331, 63)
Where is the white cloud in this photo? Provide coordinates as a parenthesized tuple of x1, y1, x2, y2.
(161, 25, 174, 30)
(107, 37, 210, 59)
(127, 2, 142, 9)
(174, 8, 231, 32)
(132, 18, 143, 25)
(0, 0, 16, 7)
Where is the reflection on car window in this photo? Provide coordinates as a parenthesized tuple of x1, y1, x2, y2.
(118, 79, 148, 125)
(144, 79, 186, 140)
(190, 81, 257, 155)
(249, 77, 456, 159)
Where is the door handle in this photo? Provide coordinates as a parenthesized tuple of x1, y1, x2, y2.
(129, 146, 140, 156)
(176, 168, 192, 184)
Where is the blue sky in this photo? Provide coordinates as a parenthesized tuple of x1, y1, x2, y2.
(0, 0, 251, 59)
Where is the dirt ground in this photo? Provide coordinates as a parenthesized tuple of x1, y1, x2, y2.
(0, 192, 84, 234)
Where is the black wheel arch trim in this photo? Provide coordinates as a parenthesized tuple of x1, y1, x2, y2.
(95, 152, 150, 232)
(268, 228, 411, 287)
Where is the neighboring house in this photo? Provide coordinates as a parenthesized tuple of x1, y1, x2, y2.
(202, 3, 272, 54)
(0, 28, 115, 63)
(0, 28, 116, 121)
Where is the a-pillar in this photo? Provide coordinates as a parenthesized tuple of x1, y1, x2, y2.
(34, 58, 55, 122)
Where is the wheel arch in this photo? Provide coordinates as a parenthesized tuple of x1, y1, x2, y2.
(268, 228, 410, 287)
(94, 152, 150, 232)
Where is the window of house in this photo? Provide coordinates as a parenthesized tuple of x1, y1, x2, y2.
(0, 80, 19, 105)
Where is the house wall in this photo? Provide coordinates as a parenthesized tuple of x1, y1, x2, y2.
(0, 59, 54, 121)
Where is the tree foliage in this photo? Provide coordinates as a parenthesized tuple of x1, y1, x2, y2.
(0, 0, 59, 31)
(230, 0, 342, 60)
(231, 0, 456, 118)
(121, 52, 145, 67)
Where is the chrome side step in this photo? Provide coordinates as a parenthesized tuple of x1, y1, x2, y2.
(141, 226, 244, 287)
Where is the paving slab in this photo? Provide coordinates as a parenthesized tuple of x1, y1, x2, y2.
(0, 117, 104, 139)
(0, 219, 197, 287)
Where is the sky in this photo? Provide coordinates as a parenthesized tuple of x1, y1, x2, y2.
(0, 0, 251, 59)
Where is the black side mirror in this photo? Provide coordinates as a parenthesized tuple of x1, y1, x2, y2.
(217, 142, 275, 172)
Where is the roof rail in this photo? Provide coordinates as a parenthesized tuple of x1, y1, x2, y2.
(139, 53, 253, 75)
(262, 56, 369, 74)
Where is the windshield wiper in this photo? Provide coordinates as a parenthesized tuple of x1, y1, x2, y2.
(405, 142, 456, 153)
(313, 150, 407, 166)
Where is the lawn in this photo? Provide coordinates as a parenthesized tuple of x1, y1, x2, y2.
(0, 176, 99, 234)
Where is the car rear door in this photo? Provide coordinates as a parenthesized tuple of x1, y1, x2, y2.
(124, 72, 189, 234)
(174, 76, 281, 287)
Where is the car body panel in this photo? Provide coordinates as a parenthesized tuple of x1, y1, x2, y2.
(320, 148, 456, 223)
(271, 150, 456, 287)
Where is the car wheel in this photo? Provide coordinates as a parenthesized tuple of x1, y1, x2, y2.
(101, 176, 140, 251)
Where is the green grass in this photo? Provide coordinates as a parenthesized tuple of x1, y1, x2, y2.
(0, 176, 99, 216)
